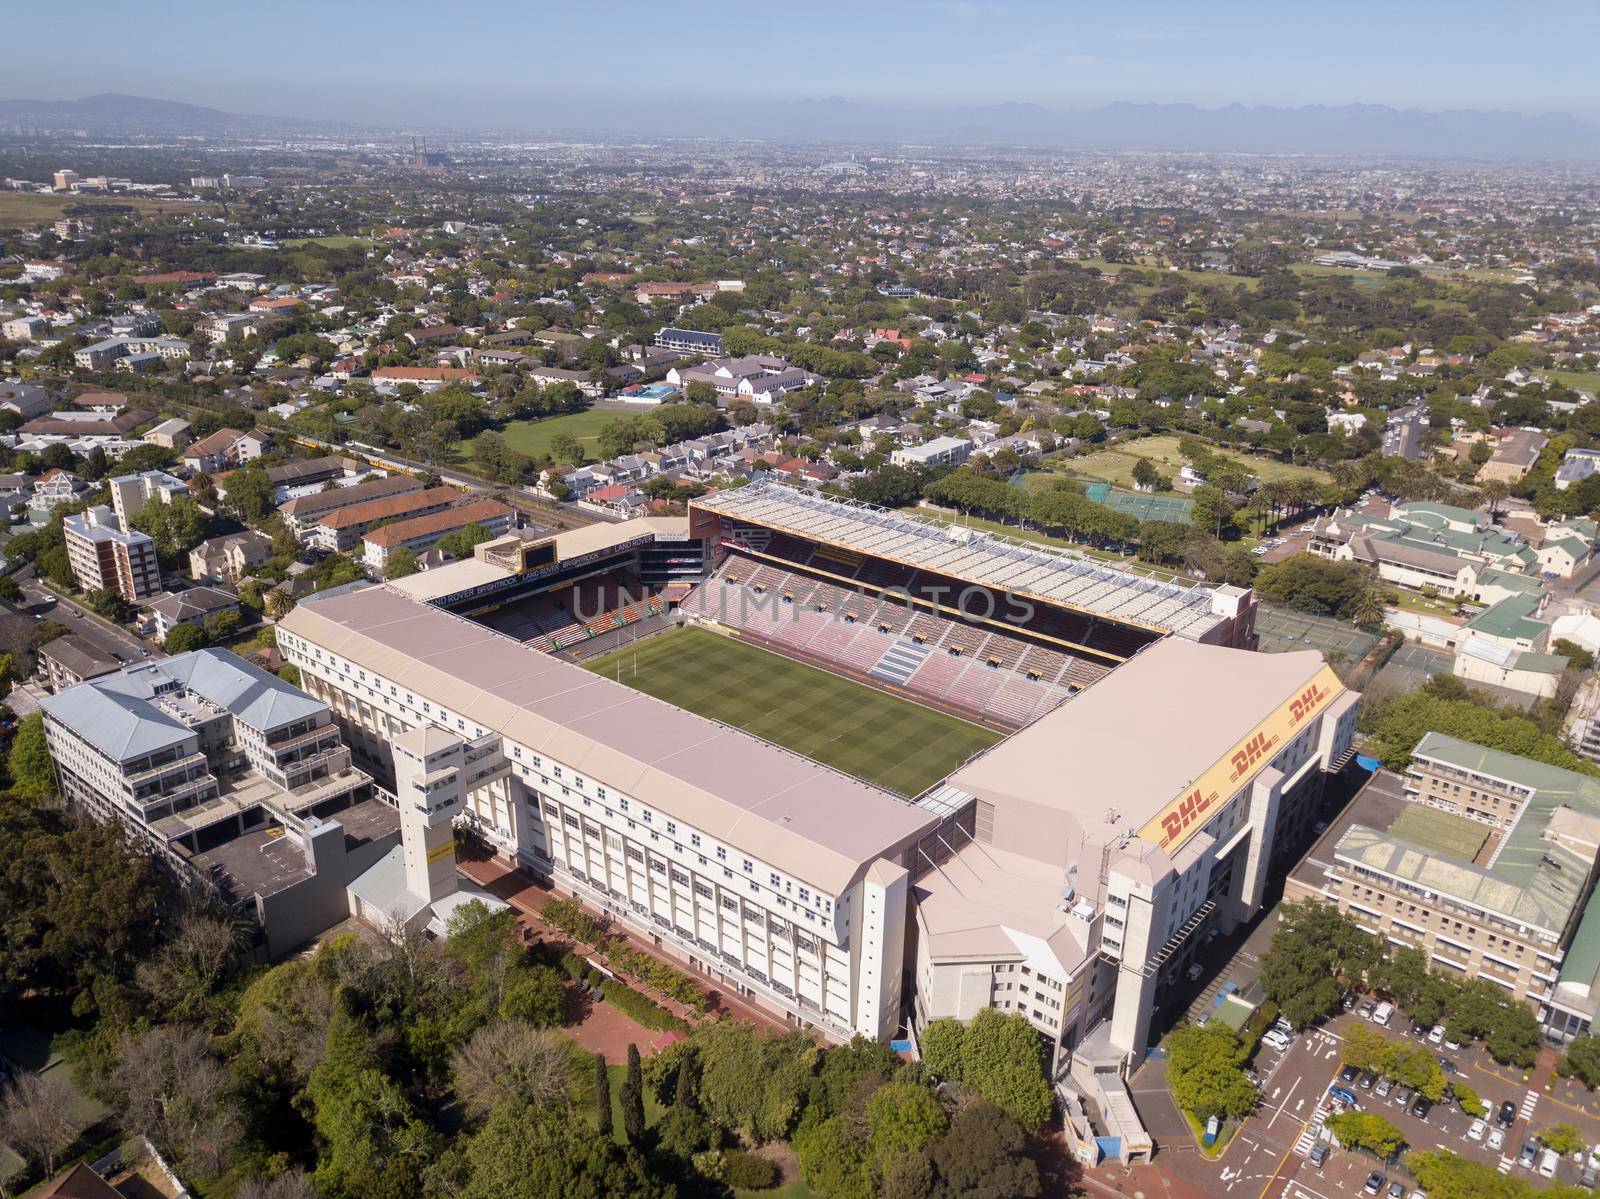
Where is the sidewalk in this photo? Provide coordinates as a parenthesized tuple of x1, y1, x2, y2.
(457, 846, 792, 1037)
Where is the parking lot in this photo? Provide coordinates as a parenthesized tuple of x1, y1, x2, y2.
(1240, 1005, 1600, 1195)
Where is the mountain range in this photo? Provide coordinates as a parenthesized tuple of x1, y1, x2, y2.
(4, 92, 1600, 161)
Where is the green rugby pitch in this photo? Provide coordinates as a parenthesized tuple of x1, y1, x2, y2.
(582, 626, 1000, 796)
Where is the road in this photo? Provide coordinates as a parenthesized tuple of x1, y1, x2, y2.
(15, 565, 154, 660)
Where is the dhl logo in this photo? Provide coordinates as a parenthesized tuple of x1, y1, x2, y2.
(1229, 730, 1280, 781)
(1160, 786, 1217, 845)
(1289, 681, 1331, 725)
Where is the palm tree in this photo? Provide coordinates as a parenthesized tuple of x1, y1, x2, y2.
(1349, 584, 1388, 629)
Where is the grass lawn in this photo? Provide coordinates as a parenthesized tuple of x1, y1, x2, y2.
(280, 235, 376, 249)
(1540, 369, 1600, 394)
(583, 627, 1000, 796)
(1050, 434, 1331, 489)
(0, 192, 208, 228)
(476, 409, 632, 464)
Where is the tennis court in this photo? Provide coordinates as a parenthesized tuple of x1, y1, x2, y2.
(1255, 605, 1378, 659)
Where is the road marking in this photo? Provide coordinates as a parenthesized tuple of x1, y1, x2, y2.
(1499, 1155, 1515, 1173)
(1520, 1088, 1539, 1121)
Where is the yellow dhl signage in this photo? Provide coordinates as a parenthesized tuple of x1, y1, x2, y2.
(426, 840, 456, 864)
(1138, 665, 1344, 853)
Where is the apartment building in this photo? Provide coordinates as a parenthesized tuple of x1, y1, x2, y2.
(278, 474, 423, 536)
(1288, 733, 1600, 1033)
(277, 584, 938, 1043)
(108, 469, 188, 531)
(890, 436, 973, 469)
(360, 498, 514, 572)
(39, 650, 395, 958)
(306, 486, 464, 553)
(63, 505, 161, 600)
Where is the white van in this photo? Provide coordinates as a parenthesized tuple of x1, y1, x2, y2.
(1539, 1148, 1559, 1178)
(1372, 1001, 1394, 1026)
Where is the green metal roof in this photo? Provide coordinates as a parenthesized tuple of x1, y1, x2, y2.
(1466, 593, 1549, 643)
(1559, 892, 1600, 987)
(1475, 567, 1545, 595)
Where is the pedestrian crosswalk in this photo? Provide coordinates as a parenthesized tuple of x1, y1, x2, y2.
(1519, 1088, 1539, 1121)
(1499, 1155, 1515, 1174)
(1294, 1107, 1329, 1156)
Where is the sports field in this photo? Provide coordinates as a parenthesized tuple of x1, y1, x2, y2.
(474, 409, 630, 463)
(1048, 434, 1331, 489)
(583, 627, 1001, 796)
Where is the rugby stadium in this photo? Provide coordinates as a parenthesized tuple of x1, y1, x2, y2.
(276, 479, 1358, 1154)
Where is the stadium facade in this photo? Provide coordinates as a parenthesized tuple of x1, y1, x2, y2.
(266, 480, 1358, 1088)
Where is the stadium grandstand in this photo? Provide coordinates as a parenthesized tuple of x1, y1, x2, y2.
(681, 481, 1257, 730)
(390, 516, 705, 655)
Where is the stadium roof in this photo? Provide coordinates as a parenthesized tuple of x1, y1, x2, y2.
(949, 638, 1336, 846)
(693, 481, 1227, 637)
(280, 585, 938, 895)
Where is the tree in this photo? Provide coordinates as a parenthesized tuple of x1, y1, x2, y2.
(437, 522, 496, 560)
(621, 1043, 645, 1143)
(1558, 1034, 1600, 1089)
(114, 1025, 241, 1180)
(1404, 1150, 1523, 1199)
(0, 1071, 79, 1178)
(1348, 584, 1389, 629)
(204, 608, 242, 643)
(451, 1022, 572, 1121)
(1539, 1123, 1585, 1156)
(1326, 1110, 1405, 1160)
(548, 431, 584, 465)
(384, 547, 420, 579)
(165, 621, 208, 653)
(692, 1021, 818, 1143)
(0, 792, 168, 1020)
(7, 712, 55, 798)
(594, 1053, 612, 1138)
(1131, 457, 1161, 490)
(929, 1099, 1040, 1199)
(1554, 638, 1597, 672)
(1165, 1022, 1258, 1122)
(953, 1009, 1053, 1129)
(460, 1103, 670, 1199)
(674, 1050, 696, 1111)
(306, 995, 434, 1197)
(223, 464, 274, 521)
(1253, 554, 1370, 618)
(132, 495, 211, 564)
(867, 1082, 947, 1173)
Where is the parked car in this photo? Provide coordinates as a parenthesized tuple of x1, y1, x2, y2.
(1263, 1030, 1291, 1051)
(1343, 992, 1359, 1012)
(1539, 1148, 1559, 1178)
(1428, 1024, 1445, 1044)
(1372, 1001, 1394, 1026)
(1359, 1070, 1378, 1091)
(1580, 1164, 1598, 1189)
(1309, 1144, 1329, 1169)
(1411, 1096, 1432, 1120)
(1519, 1140, 1538, 1169)
(1328, 1086, 1360, 1108)
(1499, 1100, 1517, 1128)
(1393, 1086, 1412, 1109)
(1386, 1183, 1403, 1199)
(1364, 1172, 1386, 1196)
(1489, 1127, 1506, 1151)
(1468, 1120, 1487, 1142)
(1375, 1077, 1392, 1099)
(1360, 999, 1377, 1019)
(1340, 1064, 1361, 1084)
(1445, 1037, 1462, 1051)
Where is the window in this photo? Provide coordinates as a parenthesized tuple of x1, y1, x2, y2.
(691, 833, 701, 848)
(716, 846, 727, 861)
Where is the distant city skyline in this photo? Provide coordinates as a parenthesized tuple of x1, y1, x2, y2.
(8, 0, 1600, 127)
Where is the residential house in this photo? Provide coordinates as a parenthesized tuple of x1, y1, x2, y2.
(189, 530, 274, 581)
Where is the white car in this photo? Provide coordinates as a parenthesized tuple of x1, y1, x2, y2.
(1489, 1128, 1506, 1151)
(1263, 1031, 1292, 1051)
(1467, 1119, 1487, 1142)
(1427, 1024, 1445, 1044)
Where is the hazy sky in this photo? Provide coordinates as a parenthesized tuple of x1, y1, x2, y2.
(9, 0, 1599, 124)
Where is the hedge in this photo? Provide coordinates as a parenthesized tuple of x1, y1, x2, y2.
(603, 977, 690, 1033)
(605, 938, 710, 1014)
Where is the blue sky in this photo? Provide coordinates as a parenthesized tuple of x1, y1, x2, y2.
(9, 1, 1599, 124)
